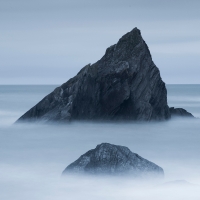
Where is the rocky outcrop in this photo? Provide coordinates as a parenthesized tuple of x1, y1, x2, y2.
(17, 27, 173, 122)
(159, 180, 197, 187)
(62, 143, 164, 178)
(16, 27, 193, 122)
(170, 107, 194, 118)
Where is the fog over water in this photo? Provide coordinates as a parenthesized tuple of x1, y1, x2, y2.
(0, 85, 200, 199)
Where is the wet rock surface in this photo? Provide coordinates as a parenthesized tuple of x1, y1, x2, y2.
(17, 27, 193, 122)
(62, 143, 164, 178)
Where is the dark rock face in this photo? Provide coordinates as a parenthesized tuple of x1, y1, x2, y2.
(170, 107, 194, 118)
(62, 143, 164, 178)
(17, 27, 173, 122)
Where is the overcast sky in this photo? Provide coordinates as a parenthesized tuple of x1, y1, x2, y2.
(0, 0, 200, 84)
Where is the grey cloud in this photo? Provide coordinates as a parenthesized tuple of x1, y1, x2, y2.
(0, 0, 200, 84)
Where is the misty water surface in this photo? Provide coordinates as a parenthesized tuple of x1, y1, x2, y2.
(0, 85, 200, 199)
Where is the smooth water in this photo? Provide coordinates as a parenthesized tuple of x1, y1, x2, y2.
(0, 85, 200, 199)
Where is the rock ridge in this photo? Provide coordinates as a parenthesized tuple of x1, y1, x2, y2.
(62, 143, 164, 178)
(16, 27, 193, 122)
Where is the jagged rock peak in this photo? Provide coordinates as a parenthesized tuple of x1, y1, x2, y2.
(62, 143, 164, 178)
(16, 27, 193, 122)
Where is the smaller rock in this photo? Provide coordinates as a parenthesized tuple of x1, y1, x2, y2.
(62, 143, 164, 179)
(170, 107, 194, 118)
(159, 180, 198, 187)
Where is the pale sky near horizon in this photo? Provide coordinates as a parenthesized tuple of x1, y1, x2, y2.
(0, 0, 200, 84)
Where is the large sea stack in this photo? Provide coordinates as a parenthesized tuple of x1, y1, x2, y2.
(62, 143, 164, 178)
(17, 27, 193, 122)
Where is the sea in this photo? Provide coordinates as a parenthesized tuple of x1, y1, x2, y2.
(0, 84, 200, 200)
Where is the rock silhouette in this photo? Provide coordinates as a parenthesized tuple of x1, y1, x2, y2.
(170, 107, 193, 118)
(17, 27, 193, 122)
(62, 143, 164, 178)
